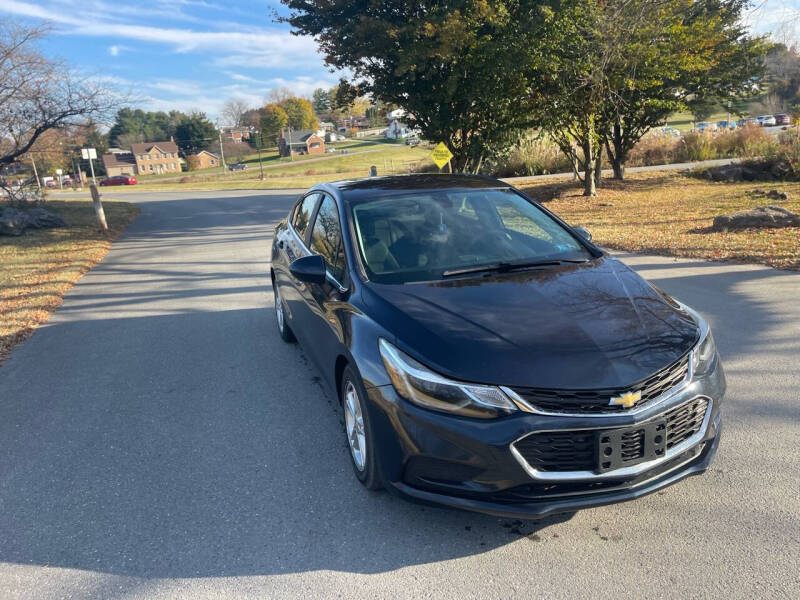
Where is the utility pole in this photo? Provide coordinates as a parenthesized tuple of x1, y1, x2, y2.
(217, 128, 228, 174)
(30, 155, 41, 190)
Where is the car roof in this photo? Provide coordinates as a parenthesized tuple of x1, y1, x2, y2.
(316, 174, 510, 203)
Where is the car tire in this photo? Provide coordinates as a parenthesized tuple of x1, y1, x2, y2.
(273, 281, 296, 343)
(341, 365, 382, 490)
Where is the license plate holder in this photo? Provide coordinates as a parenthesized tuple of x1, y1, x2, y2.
(596, 420, 667, 473)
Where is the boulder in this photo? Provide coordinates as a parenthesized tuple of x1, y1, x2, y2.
(26, 207, 67, 229)
(705, 165, 743, 182)
(766, 189, 790, 201)
(712, 206, 800, 232)
(0, 207, 32, 236)
(0, 206, 66, 236)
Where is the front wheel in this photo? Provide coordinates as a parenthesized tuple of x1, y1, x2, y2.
(341, 365, 382, 490)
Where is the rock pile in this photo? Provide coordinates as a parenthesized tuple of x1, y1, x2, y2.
(711, 206, 800, 232)
(0, 206, 67, 236)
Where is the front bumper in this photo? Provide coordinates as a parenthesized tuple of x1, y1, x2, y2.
(365, 359, 725, 519)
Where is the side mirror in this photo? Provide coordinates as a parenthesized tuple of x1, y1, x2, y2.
(290, 255, 326, 285)
(574, 226, 592, 242)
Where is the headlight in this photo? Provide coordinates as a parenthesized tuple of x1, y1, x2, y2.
(378, 338, 518, 418)
(692, 330, 717, 376)
(677, 301, 717, 377)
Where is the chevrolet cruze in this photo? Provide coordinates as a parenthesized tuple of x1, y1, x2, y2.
(270, 175, 725, 518)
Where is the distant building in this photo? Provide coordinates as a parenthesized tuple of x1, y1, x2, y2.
(278, 129, 325, 157)
(335, 117, 371, 132)
(221, 126, 254, 143)
(131, 140, 181, 175)
(101, 152, 138, 177)
(188, 150, 220, 170)
(385, 118, 416, 139)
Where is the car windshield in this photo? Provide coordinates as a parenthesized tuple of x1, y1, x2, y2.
(350, 188, 593, 284)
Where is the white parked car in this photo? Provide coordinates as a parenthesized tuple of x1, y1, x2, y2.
(757, 115, 777, 127)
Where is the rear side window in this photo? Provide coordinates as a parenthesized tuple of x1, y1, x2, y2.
(310, 196, 346, 283)
(292, 193, 320, 240)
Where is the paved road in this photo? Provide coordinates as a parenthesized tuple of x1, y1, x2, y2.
(1, 190, 798, 600)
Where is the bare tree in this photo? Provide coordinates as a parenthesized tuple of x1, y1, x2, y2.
(0, 20, 119, 168)
(265, 86, 294, 104)
(221, 98, 251, 127)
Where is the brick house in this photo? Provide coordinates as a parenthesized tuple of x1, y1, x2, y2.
(101, 152, 138, 177)
(131, 140, 181, 175)
(188, 150, 220, 170)
(278, 129, 325, 157)
(221, 126, 254, 143)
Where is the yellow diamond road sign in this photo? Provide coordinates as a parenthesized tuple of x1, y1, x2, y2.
(430, 142, 453, 169)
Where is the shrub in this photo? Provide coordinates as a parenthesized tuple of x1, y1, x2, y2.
(682, 131, 716, 161)
(715, 125, 776, 158)
(490, 136, 571, 177)
(186, 155, 201, 171)
(628, 133, 684, 167)
(774, 129, 800, 177)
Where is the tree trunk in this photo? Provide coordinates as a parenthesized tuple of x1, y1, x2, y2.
(594, 144, 602, 190)
(610, 121, 626, 180)
(582, 139, 596, 197)
(571, 151, 580, 180)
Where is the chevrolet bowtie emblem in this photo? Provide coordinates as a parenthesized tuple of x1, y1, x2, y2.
(609, 390, 642, 408)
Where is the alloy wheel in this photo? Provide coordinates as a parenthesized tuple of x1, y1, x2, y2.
(275, 284, 285, 331)
(344, 380, 366, 471)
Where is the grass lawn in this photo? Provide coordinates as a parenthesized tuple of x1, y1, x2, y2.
(125, 142, 435, 191)
(130, 137, 410, 185)
(517, 172, 800, 271)
(0, 199, 139, 362)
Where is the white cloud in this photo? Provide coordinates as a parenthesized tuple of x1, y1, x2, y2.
(742, 2, 800, 43)
(1, 0, 324, 68)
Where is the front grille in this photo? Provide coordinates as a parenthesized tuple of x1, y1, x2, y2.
(494, 443, 707, 502)
(666, 396, 707, 448)
(513, 397, 709, 473)
(514, 430, 596, 471)
(512, 353, 690, 414)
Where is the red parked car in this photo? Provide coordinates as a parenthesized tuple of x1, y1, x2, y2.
(774, 114, 791, 126)
(99, 175, 137, 186)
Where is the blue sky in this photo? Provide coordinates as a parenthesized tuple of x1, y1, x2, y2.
(0, 0, 798, 123)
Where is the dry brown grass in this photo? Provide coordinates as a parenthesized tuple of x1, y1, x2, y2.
(0, 199, 139, 362)
(518, 172, 800, 271)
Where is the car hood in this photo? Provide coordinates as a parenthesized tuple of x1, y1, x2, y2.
(362, 257, 698, 389)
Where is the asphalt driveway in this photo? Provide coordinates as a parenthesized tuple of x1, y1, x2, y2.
(0, 190, 798, 599)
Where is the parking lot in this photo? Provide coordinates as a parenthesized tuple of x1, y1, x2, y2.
(0, 189, 798, 599)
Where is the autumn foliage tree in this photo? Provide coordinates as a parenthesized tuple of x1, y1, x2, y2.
(533, 0, 765, 193)
(280, 0, 548, 172)
(280, 97, 318, 131)
(260, 103, 289, 145)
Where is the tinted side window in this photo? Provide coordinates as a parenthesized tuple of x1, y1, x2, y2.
(292, 193, 320, 240)
(310, 196, 346, 283)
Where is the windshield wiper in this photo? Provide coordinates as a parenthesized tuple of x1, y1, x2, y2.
(442, 258, 588, 278)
